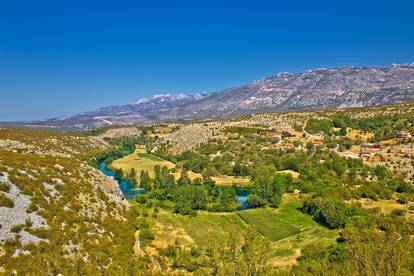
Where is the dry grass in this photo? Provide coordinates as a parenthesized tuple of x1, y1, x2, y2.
(111, 147, 175, 179)
(346, 128, 374, 142)
(111, 147, 251, 185)
(151, 220, 194, 250)
(349, 198, 414, 218)
(277, 170, 300, 179)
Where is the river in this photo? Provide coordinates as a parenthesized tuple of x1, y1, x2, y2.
(99, 162, 146, 199)
(98, 162, 251, 209)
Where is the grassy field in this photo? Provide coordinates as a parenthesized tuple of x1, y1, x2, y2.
(349, 198, 414, 219)
(211, 175, 250, 186)
(151, 210, 246, 249)
(346, 127, 374, 142)
(141, 194, 338, 268)
(111, 147, 175, 178)
(237, 194, 331, 241)
(111, 146, 251, 186)
(237, 194, 338, 266)
(277, 170, 301, 179)
(237, 208, 301, 242)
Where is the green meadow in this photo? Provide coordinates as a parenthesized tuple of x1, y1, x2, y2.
(144, 194, 338, 265)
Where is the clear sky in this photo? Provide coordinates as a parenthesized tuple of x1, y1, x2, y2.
(1, 0, 414, 121)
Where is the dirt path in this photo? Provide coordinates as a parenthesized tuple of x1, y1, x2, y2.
(134, 230, 141, 256)
(271, 249, 301, 268)
(133, 230, 163, 271)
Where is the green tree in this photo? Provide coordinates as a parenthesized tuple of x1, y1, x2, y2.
(246, 194, 267, 208)
(177, 168, 192, 186)
(252, 173, 286, 207)
(343, 225, 409, 276)
(219, 187, 238, 212)
(139, 170, 151, 190)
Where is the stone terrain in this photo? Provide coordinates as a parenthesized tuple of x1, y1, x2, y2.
(96, 126, 141, 140)
(0, 172, 48, 245)
(0, 128, 130, 268)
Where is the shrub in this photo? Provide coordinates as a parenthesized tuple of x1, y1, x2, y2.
(396, 181, 412, 193)
(135, 218, 149, 229)
(327, 142, 337, 149)
(0, 193, 14, 208)
(397, 195, 409, 205)
(391, 209, 406, 216)
(136, 196, 147, 204)
(300, 243, 327, 261)
(0, 182, 10, 193)
(146, 200, 154, 208)
(11, 224, 23, 233)
(139, 228, 155, 241)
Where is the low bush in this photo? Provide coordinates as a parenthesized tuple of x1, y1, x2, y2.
(0, 193, 14, 208)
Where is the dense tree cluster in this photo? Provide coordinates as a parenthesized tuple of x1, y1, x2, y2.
(305, 118, 334, 135)
(135, 165, 240, 215)
(302, 197, 361, 229)
(250, 172, 287, 208)
(292, 213, 414, 275)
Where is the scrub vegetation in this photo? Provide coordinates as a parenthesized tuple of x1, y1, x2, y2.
(0, 102, 414, 274)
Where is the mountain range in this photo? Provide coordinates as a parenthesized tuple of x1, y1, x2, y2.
(37, 63, 414, 129)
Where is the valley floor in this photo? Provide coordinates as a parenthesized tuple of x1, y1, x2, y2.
(133, 194, 338, 269)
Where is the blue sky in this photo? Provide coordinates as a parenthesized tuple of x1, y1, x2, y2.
(1, 0, 414, 121)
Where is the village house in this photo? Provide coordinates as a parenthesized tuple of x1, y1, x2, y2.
(313, 140, 323, 146)
(314, 131, 325, 138)
(265, 132, 282, 139)
(360, 151, 374, 159)
(361, 144, 372, 149)
(396, 131, 411, 139)
(285, 143, 295, 149)
(361, 144, 382, 151)
(371, 144, 382, 150)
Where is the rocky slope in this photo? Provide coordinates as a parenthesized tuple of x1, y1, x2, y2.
(39, 63, 414, 129)
(0, 128, 136, 273)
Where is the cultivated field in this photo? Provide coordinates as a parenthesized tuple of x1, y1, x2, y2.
(141, 194, 337, 268)
(238, 194, 337, 264)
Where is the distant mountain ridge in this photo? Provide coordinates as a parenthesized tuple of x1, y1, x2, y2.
(40, 63, 414, 129)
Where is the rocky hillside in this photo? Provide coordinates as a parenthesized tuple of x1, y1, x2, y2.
(0, 128, 138, 274)
(39, 63, 414, 129)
